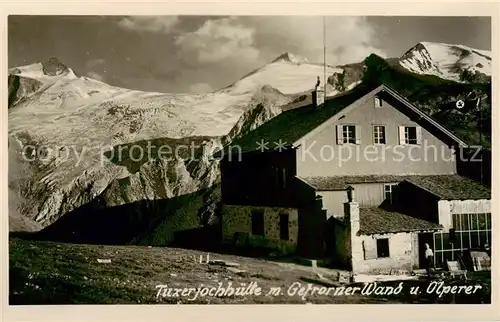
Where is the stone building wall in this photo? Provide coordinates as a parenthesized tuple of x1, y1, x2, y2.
(343, 201, 417, 275)
(221, 204, 299, 254)
(355, 232, 416, 274)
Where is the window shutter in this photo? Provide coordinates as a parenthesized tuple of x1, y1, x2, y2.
(416, 126, 422, 145)
(398, 126, 406, 145)
(336, 125, 343, 145)
(355, 125, 361, 145)
(363, 240, 377, 260)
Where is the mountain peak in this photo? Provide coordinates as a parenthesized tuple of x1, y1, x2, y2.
(41, 57, 69, 76)
(272, 52, 309, 64)
(402, 42, 426, 54)
(403, 41, 491, 58)
(398, 41, 491, 83)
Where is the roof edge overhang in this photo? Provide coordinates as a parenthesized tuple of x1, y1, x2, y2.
(358, 227, 443, 236)
(440, 197, 492, 202)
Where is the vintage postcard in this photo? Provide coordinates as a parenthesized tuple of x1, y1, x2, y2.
(2, 1, 498, 321)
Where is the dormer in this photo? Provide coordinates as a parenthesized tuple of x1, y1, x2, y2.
(374, 95, 383, 108)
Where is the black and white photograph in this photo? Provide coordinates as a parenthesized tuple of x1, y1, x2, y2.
(5, 7, 495, 311)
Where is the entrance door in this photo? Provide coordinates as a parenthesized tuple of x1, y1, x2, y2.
(418, 233, 435, 268)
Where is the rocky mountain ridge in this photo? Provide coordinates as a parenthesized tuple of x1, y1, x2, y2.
(8, 42, 492, 244)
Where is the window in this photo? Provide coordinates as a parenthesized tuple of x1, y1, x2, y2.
(406, 127, 418, 144)
(405, 127, 417, 144)
(373, 125, 386, 144)
(433, 213, 491, 266)
(273, 167, 279, 188)
(399, 126, 422, 145)
(342, 125, 356, 144)
(376, 238, 390, 258)
(337, 125, 360, 145)
(251, 210, 264, 236)
(375, 96, 383, 108)
(384, 184, 397, 204)
(279, 213, 289, 240)
(452, 213, 491, 247)
(281, 168, 287, 188)
(274, 167, 288, 189)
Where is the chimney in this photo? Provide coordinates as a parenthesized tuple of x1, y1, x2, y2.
(343, 186, 362, 274)
(344, 201, 360, 232)
(313, 89, 325, 107)
(313, 76, 325, 107)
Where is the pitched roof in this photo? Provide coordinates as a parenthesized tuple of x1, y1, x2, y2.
(300, 174, 491, 200)
(217, 82, 467, 157)
(403, 175, 491, 200)
(300, 174, 411, 191)
(219, 84, 377, 155)
(381, 85, 466, 147)
(359, 207, 442, 235)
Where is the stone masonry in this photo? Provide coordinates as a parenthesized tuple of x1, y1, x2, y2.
(221, 204, 299, 254)
(344, 201, 416, 275)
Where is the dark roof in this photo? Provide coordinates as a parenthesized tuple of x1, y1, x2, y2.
(300, 174, 411, 190)
(219, 84, 377, 155)
(359, 207, 442, 235)
(403, 175, 491, 200)
(216, 82, 468, 157)
(299, 174, 491, 200)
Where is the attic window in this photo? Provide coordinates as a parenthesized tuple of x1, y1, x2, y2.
(375, 96, 383, 108)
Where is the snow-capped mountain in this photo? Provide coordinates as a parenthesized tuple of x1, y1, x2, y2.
(224, 52, 343, 96)
(8, 54, 337, 231)
(8, 41, 492, 235)
(399, 42, 491, 82)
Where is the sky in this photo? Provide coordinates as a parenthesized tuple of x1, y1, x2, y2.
(8, 16, 491, 93)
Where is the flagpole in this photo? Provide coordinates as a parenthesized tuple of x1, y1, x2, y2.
(323, 15, 327, 103)
(478, 98, 483, 185)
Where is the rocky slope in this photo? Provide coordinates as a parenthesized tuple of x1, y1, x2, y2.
(8, 55, 328, 233)
(8, 42, 492, 243)
(399, 42, 491, 83)
(363, 53, 491, 147)
(221, 52, 343, 96)
(326, 44, 491, 147)
(327, 42, 491, 89)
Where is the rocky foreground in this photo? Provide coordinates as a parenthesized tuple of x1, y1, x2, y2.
(9, 238, 491, 304)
